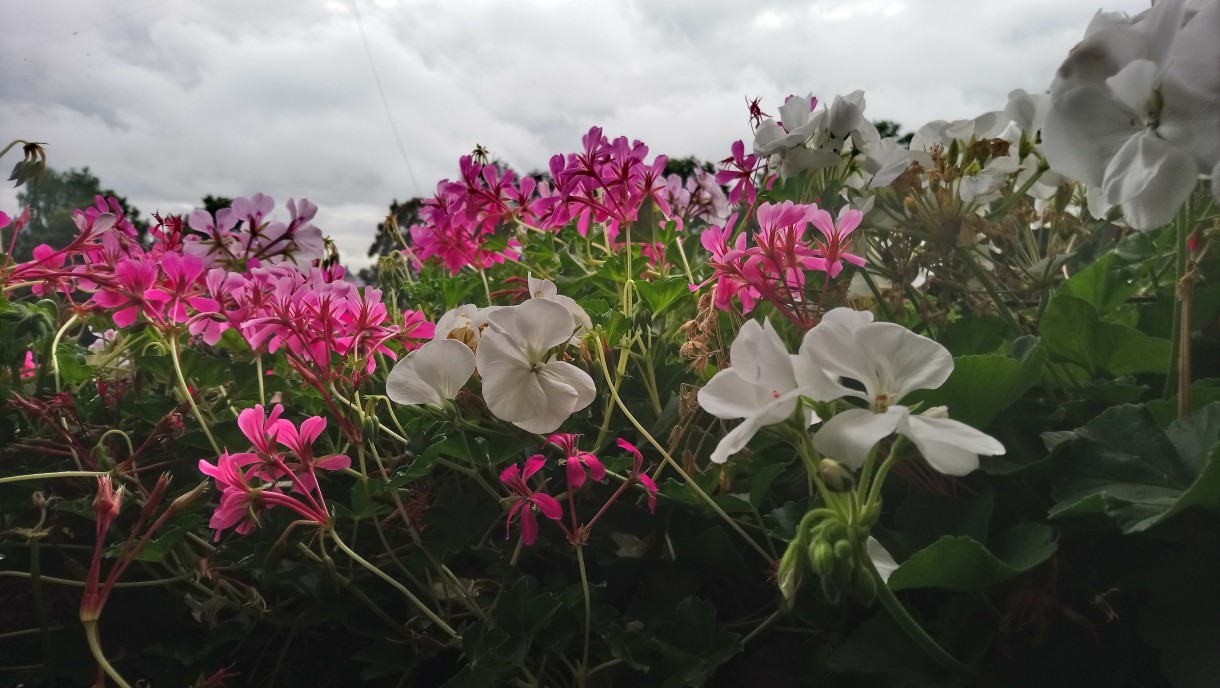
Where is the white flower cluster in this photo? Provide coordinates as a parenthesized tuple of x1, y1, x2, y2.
(698, 309, 1005, 475)
(1042, 0, 1220, 229)
(386, 276, 595, 434)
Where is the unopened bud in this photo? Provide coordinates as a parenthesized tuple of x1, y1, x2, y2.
(921, 405, 950, 419)
(169, 481, 209, 513)
(819, 458, 855, 492)
(811, 540, 835, 578)
(93, 476, 124, 521)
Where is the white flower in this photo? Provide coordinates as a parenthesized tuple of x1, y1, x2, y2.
(475, 298, 595, 434)
(433, 304, 501, 348)
(698, 319, 819, 464)
(386, 338, 475, 408)
(1042, 0, 1220, 229)
(527, 274, 591, 342)
(801, 308, 1005, 475)
(859, 138, 932, 189)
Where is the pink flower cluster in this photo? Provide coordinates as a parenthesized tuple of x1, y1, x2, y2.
(186, 193, 325, 271)
(500, 435, 658, 546)
(408, 127, 736, 275)
(198, 404, 351, 539)
(4, 195, 430, 389)
(695, 201, 866, 329)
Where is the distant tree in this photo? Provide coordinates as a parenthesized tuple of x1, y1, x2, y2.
(662, 156, 715, 179)
(11, 167, 143, 261)
(875, 119, 915, 148)
(201, 195, 233, 216)
(359, 197, 424, 284)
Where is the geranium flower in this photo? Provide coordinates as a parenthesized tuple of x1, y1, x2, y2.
(1042, 0, 1220, 229)
(616, 438, 658, 513)
(801, 308, 1005, 475)
(475, 299, 596, 434)
(546, 433, 606, 489)
(698, 318, 819, 463)
(386, 338, 476, 408)
(500, 455, 563, 545)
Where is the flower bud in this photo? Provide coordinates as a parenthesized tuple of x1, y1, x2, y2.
(810, 540, 836, 578)
(833, 539, 854, 561)
(819, 458, 855, 492)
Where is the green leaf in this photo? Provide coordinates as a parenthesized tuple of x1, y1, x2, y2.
(634, 277, 693, 318)
(1048, 403, 1220, 532)
(906, 346, 1045, 428)
(826, 615, 955, 687)
(1059, 252, 1139, 319)
(887, 523, 1057, 592)
(1039, 294, 1169, 376)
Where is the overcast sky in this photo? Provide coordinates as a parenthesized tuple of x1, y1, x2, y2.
(1, 0, 1150, 269)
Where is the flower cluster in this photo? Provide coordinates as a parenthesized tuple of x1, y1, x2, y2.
(1042, 0, 1220, 229)
(695, 201, 865, 329)
(198, 404, 350, 539)
(388, 280, 594, 434)
(407, 127, 687, 275)
(699, 308, 1005, 475)
(499, 435, 657, 546)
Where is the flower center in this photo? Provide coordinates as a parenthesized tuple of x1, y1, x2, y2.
(874, 392, 892, 413)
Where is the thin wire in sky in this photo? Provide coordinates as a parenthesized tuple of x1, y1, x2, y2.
(0, 0, 176, 60)
(348, 0, 423, 197)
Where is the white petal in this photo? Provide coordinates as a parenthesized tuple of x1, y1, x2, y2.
(413, 339, 475, 401)
(538, 360, 596, 413)
(386, 355, 442, 406)
(900, 414, 1005, 476)
(867, 537, 900, 583)
(480, 360, 546, 423)
(1043, 84, 1142, 186)
(1103, 133, 1198, 230)
(857, 323, 954, 401)
(527, 273, 558, 299)
(1105, 59, 1159, 114)
(709, 392, 804, 463)
(699, 368, 770, 420)
(486, 299, 574, 361)
(813, 407, 904, 469)
(433, 304, 480, 340)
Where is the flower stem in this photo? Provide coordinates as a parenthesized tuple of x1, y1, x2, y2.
(167, 333, 221, 455)
(83, 621, 134, 688)
(592, 339, 771, 562)
(575, 545, 592, 687)
(857, 540, 976, 681)
(0, 470, 107, 486)
(329, 531, 459, 641)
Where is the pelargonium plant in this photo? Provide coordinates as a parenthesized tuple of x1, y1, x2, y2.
(2, 3, 1219, 686)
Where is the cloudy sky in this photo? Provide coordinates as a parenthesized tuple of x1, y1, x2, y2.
(1, 0, 1149, 269)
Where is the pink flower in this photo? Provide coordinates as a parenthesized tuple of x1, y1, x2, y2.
(617, 439, 658, 513)
(500, 455, 563, 545)
(546, 433, 606, 490)
(90, 257, 161, 328)
(808, 206, 866, 278)
(716, 140, 760, 206)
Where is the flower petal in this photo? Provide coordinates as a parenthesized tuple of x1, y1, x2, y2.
(900, 414, 1005, 476)
(413, 338, 476, 400)
(813, 407, 904, 469)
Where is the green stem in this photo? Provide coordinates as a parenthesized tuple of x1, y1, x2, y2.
(50, 313, 78, 392)
(1166, 200, 1191, 406)
(329, 531, 458, 641)
(859, 541, 976, 681)
(0, 570, 190, 588)
(83, 621, 134, 688)
(592, 340, 772, 562)
(168, 333, 221, 455)
(0, 470, 107, 486)
(575, 545, 592, 687)
(742, 608, 784, 645)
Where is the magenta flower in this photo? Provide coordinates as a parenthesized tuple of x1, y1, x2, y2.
(546, 433, 607, 490)
(500, 455, 563, 545)
(808, 206, 866, 278)
(617, 439, 658, 514)
(90, 257, 161, 328)
(716, 140, 760, 206)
